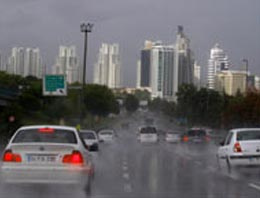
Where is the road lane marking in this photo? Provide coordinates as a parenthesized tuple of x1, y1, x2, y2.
(123, 173, 130, 180)
(124, 183, 132, 193)
(123, 165, 128, 171)
(249, 183, 260, 191)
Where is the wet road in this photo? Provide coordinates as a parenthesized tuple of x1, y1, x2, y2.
(1, 124, 260, 197)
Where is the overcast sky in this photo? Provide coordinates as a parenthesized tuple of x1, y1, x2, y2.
(0, 0, 259, 87)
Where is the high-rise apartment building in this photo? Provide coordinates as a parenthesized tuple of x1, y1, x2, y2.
(7, 47, 42, 78)
(24, 48, 42, 78)
(94, 43, 121, 88)
(7, 47, 25, 76)
(53, 46, 80, 84)
(215, 70, 246, 96)
(207, 43, 230, 89)
(140, 40, 153, 87)
(175, 26, 194, 90)
(136, 60, 141, 88)
(194, 61, 201, 89)
(150, 42, 175, 100)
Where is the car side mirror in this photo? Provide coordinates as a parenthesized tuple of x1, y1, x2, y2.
(219, 140, 225, 146)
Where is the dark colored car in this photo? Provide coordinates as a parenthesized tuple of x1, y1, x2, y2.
(182, 128, 210, 143)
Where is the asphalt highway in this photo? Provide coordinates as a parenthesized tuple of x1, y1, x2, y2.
(0, 119, 260, 198)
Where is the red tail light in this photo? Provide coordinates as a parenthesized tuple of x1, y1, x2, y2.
(234, 142, 242, 153)
(205, 135, 211, 142)
(63, 151, 84, 164)
(38, 128, 54, 133)
(182, 135, 189, 142)
(3, 150, 22, 162)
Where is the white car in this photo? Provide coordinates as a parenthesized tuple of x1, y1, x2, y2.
(217, 128, 260, 170)
(98, 129, 115, 142)
(80, 130, 99, 151)
(1, 125, 94, 186)
(138, 126, 158, 143)
(165, 132, 181, 143)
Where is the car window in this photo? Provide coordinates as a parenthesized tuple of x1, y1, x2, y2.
(140, 127, 157, 134)
(187, 130, 206, 137)
(12, 129, 77, 144)
(99, 131, 113, 135)
(224, 132, 233, 145)
(81, 132, 96, 140)
(237, 130, 260, 141)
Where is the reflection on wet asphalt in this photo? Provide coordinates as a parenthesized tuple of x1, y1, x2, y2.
(0, 127, 260, 198)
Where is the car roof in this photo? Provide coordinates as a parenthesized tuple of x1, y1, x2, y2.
(17, 125, 77, 132)
(99, 129, 114, 133)
(230, 128, 260, 133)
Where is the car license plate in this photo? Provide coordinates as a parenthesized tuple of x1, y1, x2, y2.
(27, 154, 57, 163)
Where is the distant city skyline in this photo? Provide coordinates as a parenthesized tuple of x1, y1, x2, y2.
(0, 0, 259, 87)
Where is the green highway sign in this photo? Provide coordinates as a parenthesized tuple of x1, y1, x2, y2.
(43, 75, 67, 96)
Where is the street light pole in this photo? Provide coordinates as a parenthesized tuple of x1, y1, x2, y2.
(242, 59, 249, 90)
(80, 22, 93, 126)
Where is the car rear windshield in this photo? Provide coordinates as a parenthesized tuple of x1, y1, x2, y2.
(81, 132, 96, 140)
(237, 130, 260, 141)
(99, 131, 113, 135)
(187, 130, 206, 137)
(12, 129, 77, 144)
(140, 127, 157, 134)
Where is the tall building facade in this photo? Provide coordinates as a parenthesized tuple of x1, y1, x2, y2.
(175, 26, 194, 91)
(140, 40, 153, 87)
(24, 48, 42, 78)
(53, 46, 80, 84)
(7, 47, 25, 76)
(94, 43, 121, 88)
(215, 70, 246, 96)
(136, 60, 141, 88)
(150, 42, 175, 100)
(193, 61, 201, 89)
(207, 43, 230, 89)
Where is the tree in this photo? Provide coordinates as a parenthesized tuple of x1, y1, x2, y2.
(124, 94, 139, 112)
(83, 84, 118, 117)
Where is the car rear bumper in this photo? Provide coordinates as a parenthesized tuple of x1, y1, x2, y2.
(229, 155, 260, 166)
(1, 165, 90, 185)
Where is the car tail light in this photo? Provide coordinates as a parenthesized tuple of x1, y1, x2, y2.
(233, 142, 242, 153)
(182, 135, 189, 142)
(3, 150, 22, 162)
(63, 151, 84, 164)
(205, 135, 210, 142)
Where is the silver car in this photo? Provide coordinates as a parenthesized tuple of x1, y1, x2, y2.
(1, 125, 94, 187)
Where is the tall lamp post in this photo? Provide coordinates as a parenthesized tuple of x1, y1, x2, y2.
(80, 22, 93, 125)
(242, 59, 249, 90)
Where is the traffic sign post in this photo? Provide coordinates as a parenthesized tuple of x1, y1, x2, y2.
(43, 75, 67, 96)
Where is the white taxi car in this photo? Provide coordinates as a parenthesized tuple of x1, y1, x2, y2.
(98, 129, 115, 142)
(138, 126, 158, 143)
(1, 125, 94, 186)
(217, 128, 260, 170)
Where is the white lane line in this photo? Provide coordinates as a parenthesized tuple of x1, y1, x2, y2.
(249, 183, 260, 191)
(122, 165, 128, 171)
(123, 173, 130, 180)
(124, 183, 132, 193)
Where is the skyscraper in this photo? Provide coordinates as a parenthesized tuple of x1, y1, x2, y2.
(194, 61, 201, 89)
(7, 47, 25, 76)
(136, 60, 141, 88)
(24, 48, 42, 78)
(207, 43, 230, 89)
(53, 46, 80, 84)
(94, 43, 121, 88)
(140, 40, 153, 87)
(174, 26, 194, 94)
